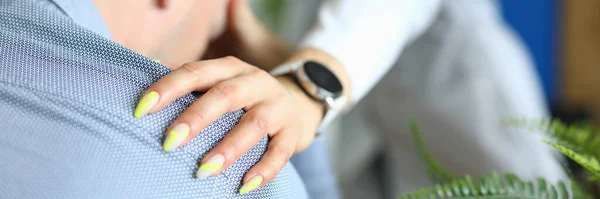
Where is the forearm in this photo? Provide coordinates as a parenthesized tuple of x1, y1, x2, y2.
(241, 34, 293, 71)
(299, 0, 442, 104)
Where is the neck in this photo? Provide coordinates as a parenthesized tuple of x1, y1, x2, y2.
(92, 0, 211, 66)
(93, 1, 159, 54)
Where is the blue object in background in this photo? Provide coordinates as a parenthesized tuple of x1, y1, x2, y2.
(498, 0, 559, 104)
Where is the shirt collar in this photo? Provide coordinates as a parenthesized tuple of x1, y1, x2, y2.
(49, 0, 112, 40)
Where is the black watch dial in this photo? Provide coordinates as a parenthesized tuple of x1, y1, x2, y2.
(303, 61, 343, 96)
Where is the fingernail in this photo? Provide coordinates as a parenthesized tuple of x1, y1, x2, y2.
(134, 91, 159, 118)
(239, 176, 263, 194)
(153, 59, 161, 63)
(195, 154, 225, 178)
(163, 123, 190, 152)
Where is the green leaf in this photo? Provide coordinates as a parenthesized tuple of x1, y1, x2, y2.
(451, 180, 461, 196)
(398, 173, 569, 199)
(557, 181, 568, 199)
(536, 178, 547, 197)
(491, 172, 505, 194)
(419, 188, 428, 198)
(435, 184, 444, 198)
(463, 175, 479, 196)
(408, 118, 457, 182)
(503, 119, 600, 161)
(401, 118, 590, 199)
(549, 185, 558, 199)
(444, 183, 454, 197)
(544, 141, 600, 177)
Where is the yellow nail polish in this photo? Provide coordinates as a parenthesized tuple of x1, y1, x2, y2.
(195, 154, 225, 178)
(162, 123, 190, 152)
(134, 91, 159, 118)
(239, 176, 263, 194)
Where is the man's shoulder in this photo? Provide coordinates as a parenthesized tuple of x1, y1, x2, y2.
(0, 2, 307, 198)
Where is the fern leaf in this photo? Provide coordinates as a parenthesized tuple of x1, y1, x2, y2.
(502, 118, 600, 163)
(408, 117, 457, 182)
(398, 173, 569, 199)
(404, 119, 596, 198)
(544, 141, 600, 179)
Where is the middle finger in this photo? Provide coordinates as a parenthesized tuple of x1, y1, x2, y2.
(162, 73, 275, 152)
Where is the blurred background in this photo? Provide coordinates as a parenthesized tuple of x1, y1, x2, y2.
(251, 0, 600, 121)
(250, 0, 600, 197)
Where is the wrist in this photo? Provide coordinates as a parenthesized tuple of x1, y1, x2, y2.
(271, 48, 351, 151)
(276, 76, 324, 122)
(276, 76, 323, 151)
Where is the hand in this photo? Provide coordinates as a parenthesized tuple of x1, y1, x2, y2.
(133, 56, 323, 194)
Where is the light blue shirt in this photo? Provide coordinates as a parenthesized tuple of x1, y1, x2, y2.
(37, 1, 339, 198)
(0, 0, 307, 198)
(48, 0, 111, 39)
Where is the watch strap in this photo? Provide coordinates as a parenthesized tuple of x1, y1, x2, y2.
(316, 96, 346, 137)
(269, 61, 302, 77)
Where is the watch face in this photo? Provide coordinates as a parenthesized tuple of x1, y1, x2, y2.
(303, 61, 343, 96)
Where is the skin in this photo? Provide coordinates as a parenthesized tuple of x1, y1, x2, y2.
(93, 0, 351, 193)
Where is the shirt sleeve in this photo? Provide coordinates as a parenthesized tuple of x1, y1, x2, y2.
(299, 0, 442, 104)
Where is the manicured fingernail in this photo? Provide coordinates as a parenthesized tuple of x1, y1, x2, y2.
(239, 176, 263, 194)
(153, 59, 161, 63)
(134, 91, 159, 118)
(162, 123, 190, 152)
(195, 154, 225, 178)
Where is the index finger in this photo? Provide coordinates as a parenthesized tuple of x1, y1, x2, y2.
(133, 57, 251, 118)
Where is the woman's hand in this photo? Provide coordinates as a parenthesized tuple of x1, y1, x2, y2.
(134, 56, 323, 194)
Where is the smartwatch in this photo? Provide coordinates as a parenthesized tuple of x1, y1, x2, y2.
(270, 60, 346, 137)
